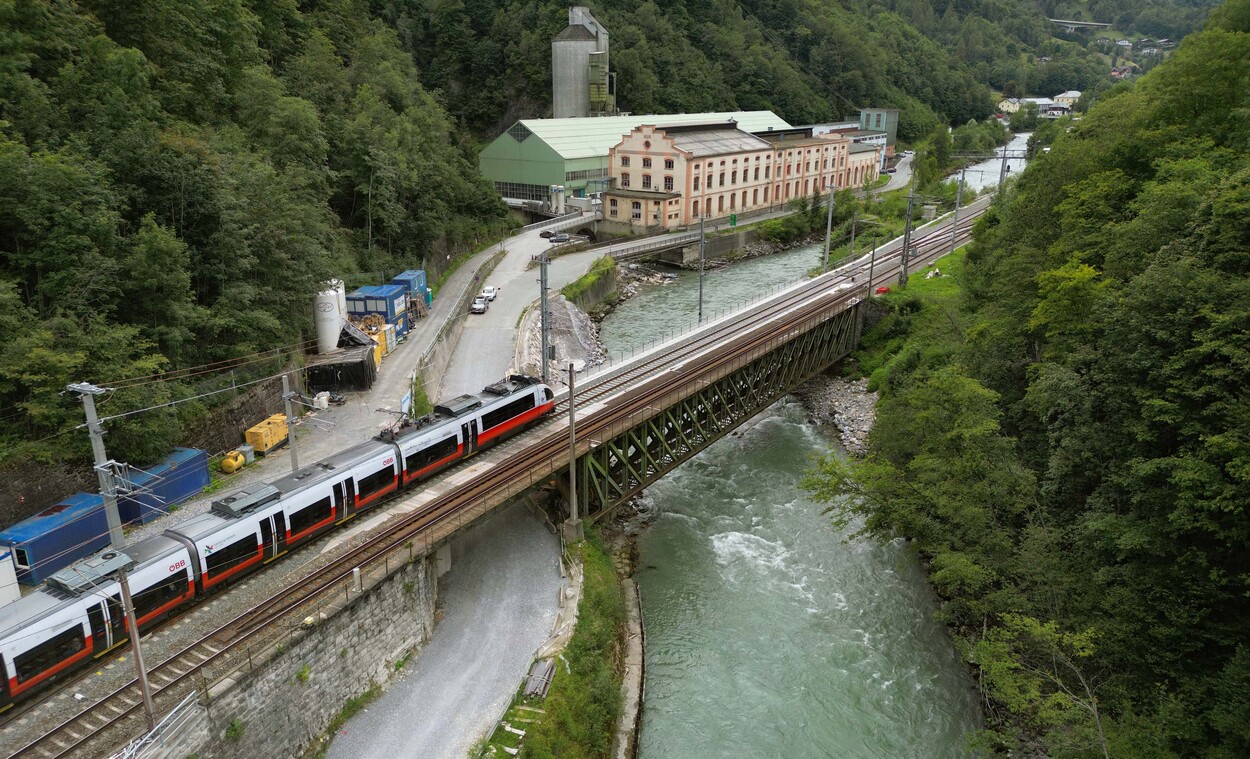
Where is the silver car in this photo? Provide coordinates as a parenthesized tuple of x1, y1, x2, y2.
(470, 296, 488, 314)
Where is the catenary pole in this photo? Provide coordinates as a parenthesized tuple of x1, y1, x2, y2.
(118, 567, 156, 730)
(565, 363, 582, 541)
(282, 374, 299, 473)
(949, 167, 966, 258)
(821, 183, 835, 272)
(540, 253, 550, 384)
(698, 214, 706, 323)
(67, 382, 124, 547)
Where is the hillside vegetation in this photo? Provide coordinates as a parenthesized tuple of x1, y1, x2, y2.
(806, 1, 1250, 754)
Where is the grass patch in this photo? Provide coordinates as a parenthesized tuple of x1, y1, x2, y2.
(409, 375, 433, 417)
(296, 663, 311, 683)
(560, 256, 617, 303)
(851, 249, 969, 389)
(514, 532, 626, 759)
(304, 684, 383, 759)
(225, 718, 245, 741)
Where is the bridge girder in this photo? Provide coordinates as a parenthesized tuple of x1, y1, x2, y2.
(573, 301, 864, 518)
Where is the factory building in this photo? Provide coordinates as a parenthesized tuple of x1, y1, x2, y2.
(552, 7, 617, 119)
(478, 111, 792, 206)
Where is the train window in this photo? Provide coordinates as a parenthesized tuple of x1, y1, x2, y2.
(14, 627, 85, 684)
(481, 396, 536, 431)
(289, 496, 333, 537)
(14, 547, 30, 569)
(205, 536, 258, 578)
(544, 387, 554, 401)
(357, 464, 396, 498)
(133, 575, 189, 618)
(406, 436, 458, 472)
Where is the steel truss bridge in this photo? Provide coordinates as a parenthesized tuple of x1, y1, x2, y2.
(7, 197, 989, 759)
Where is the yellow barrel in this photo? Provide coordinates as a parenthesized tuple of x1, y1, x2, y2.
(220, 451, 245, 474)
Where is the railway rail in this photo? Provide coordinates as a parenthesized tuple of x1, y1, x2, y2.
(7, 202, 984, 759)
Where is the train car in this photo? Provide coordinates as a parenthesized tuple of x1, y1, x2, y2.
(0, 375, 555, 714)
(0, 540, 196, 713)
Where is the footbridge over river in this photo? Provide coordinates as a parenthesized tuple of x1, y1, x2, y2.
(10, 197, 988, 759)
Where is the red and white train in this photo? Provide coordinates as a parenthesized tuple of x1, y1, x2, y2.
(0, 375, 554, 713)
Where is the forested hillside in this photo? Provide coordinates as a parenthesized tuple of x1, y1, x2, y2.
(808, 0, 1250, 754)
(0, 0, 509, 468)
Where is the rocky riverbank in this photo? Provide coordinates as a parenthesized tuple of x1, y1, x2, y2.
(791, 373, 878, 455)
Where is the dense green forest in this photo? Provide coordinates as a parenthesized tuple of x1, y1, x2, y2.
(807, 1, 1250, 754)
(0, 0, 511, 468)
(0, 0, 1217, 484)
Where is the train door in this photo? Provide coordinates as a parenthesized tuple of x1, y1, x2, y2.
(86, 596, 125, 655)
(462, 420, 479, 456)
(260, 513, 288, 563)
(334, 480, 351, 519)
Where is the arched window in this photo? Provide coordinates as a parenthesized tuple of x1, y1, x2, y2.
(694, 176, 700, 191)
(621, 172, 630, 188)
(693, 199, 700, 216)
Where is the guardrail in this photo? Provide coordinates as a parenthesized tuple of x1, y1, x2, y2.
(521, 210, 583, 232)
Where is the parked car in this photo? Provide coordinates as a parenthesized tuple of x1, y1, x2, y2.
(539, 229, 554, 238)
(550, 233, 570, 243)
(470, 296, 489, 314)
(885, 167, 897, 174)
(481, 285, 499, 301)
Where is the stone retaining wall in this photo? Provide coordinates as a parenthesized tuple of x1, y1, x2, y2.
(155, 554, 437, 759)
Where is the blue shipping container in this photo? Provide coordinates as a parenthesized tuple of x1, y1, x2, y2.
(347, 285, 407, 322)
(118, 447, 211, 525)
(387, 311, 408, 337)
(391, 269, 427, 295)
(0, 493, 110, 585)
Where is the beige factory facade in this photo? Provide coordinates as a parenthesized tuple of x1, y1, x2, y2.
(603, 122, 882, 231)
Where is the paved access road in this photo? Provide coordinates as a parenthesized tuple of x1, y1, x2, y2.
(326, 503, 562, 759)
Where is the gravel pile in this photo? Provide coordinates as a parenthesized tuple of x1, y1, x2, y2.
(792, 375, 878, 455)
(515, 293, 609, 385)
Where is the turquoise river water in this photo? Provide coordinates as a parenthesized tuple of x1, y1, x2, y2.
(598, 245, 981, 758)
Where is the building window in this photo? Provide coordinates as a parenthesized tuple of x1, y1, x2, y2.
(631, 201, 642, 220)
(754, 167, 760, 181)
(753, 189, 759, 205)
(729, 193, 735, 209)
(507, 122, 533, 142)
(664, 175, 674, 191)
(875, 113, 882, 128)
(694, 176, 700, 191)
(609, 198, 618, 217)
(822, 159, 827, 169)
(719, 172, 725, 187)
(642, 157, 652, 168)
(664, 159, 674, 169)
(642, 174, 652, 189)
(621, 156, 630, 167)
(764, 186, 769, 203)
(718, 195, 724, 212)
(621, 172, 630, 188)
(731, 170, 737, 184)
(693, 199, 700, 216)
(805, 161, 810, 172)
(765, 166, 770, 179)
(720, 160, 726, 166)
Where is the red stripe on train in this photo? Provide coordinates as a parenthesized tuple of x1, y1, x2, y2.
(478, 401, 555, 446)
(354, 473, 399, 510)
(201, 544, 265, 591)
(9, 634, 94, 697)
(403, 445, 465, 485)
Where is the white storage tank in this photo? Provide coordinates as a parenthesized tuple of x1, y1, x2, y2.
(314, 288, 341, 354)
(331, 278, 347, 323)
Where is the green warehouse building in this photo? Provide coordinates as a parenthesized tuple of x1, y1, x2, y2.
(480, 111, 791, 205)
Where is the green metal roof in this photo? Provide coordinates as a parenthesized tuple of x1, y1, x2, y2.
(507, 111, 792, 160)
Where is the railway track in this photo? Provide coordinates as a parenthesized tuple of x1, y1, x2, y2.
(7, 203, 984, 759)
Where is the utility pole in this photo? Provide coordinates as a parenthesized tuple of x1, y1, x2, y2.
(949, 167, 966, 258)
(118, 567, 156, 731)
(997, 145, 1010, 198)
(564, 363, 583, 542)
(899, 192, 916, 287)
(539, 253, 550, 384)
(67, 382, 124, 547)
(848, 213, 858, 262)
(698, 214, 706, 323)
(281, 374, 299, 473)
(820, 184, 835, 272)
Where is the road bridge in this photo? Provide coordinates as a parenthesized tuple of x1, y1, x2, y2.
(9, 196, 988, 759)
(1050, 18, 1112, 32)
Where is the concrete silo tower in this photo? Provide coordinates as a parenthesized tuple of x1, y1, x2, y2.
(552, 7, 617, 118)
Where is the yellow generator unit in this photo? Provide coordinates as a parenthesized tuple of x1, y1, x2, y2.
(245, 413, 289, 456)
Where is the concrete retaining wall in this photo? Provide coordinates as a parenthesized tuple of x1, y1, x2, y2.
(413, 249, 507, 402)
(565, 266, 619, 312)
(155, 555, 438, 759)
(658, 228, 761, 267)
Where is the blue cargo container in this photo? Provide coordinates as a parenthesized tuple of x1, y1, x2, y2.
(391, 269, 427, 295)
(117, 447, 211, 525)
(347, 284, 408, 322)
(0, 493, 110, 585)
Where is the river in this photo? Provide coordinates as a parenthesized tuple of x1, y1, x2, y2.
(598, 245, 982, 757)
(957, 131, 1031, 193)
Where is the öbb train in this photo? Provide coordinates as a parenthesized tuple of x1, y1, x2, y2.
(0, 376, 555, 713)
